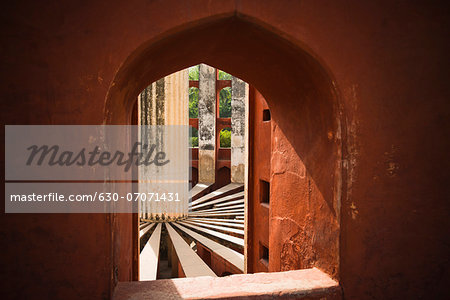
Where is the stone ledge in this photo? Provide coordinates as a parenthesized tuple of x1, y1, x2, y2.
(113, 268, 341, 299)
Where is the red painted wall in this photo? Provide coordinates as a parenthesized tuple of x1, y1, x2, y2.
(248, 87, 271, 273)
(197, 243, 242, 276)
(247, 85, 339, 279)
(1, 1, 449, 299)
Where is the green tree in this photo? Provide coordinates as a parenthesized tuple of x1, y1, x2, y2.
(218, 70, 232, 80)
(190, 137, 198, 147)
(219, 87, 232, 118)
(189, 87, 199, 118)
(189, 127, 199, 147)
(189, 65, 199, 80)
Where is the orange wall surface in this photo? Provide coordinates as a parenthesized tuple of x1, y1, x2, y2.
(248, 87, 271, 273)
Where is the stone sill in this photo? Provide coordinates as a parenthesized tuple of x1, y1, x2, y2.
(113, 267, 341, 299)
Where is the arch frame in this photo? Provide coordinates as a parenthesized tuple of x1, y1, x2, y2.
(104, 12, 348, 281)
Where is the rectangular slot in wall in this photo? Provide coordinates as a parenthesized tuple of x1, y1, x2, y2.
(260, 180, 270, 205)
(262, 109, 271, 121)
(259, 243, 269, 266)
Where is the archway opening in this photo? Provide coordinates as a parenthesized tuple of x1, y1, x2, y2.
(105, 15, 344, 282)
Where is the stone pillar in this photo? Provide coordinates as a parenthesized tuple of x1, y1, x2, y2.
(231, 77, 248, 183)
(138, 69, 189, 221)
(198, 64, 216, 184)
(164, 70, 189, 218)
(138, 81, 159, 220)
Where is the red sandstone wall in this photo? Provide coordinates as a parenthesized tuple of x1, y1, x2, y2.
(1, 1, 449, 299)
(247, 86, 339, 278)
(197, 243, 242, 276)
(248, 87, 271, 273)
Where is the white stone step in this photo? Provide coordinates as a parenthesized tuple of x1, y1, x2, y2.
(139, 223, 162, 281)
(177, 221, 244, 247)
(186, 218, 244, 229)
(181, 220, 244, 236)
(165, 222, 216, 278)
(139, 223, 155, 238)
(190, 191, 244, 211)
(189, 208, 244, 217)
(172, 222, 244, 272)
(189, 217, 244, 224)
(189, 183, 211, 200)
(189, 183, 244, 207)
(193, 204, 244, 213)
(214, 198, 244, 207)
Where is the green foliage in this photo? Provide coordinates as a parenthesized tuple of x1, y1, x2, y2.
(190, 127, 199, 147)
(218, 70, 232, 80)
(190, 86, 231, 119)
(190, 66, 230, 80)
(219, 87, 232, 118)
(189, 87, 199, 118)
(220, 128, 231, 148)
(189, 65, 199, 80)
(189, 67, 232, 119)
(190, 137, 198, 147)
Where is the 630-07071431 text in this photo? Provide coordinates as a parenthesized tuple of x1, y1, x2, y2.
(9, 192, 181, 202)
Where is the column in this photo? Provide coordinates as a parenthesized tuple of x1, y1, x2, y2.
(198, 64, 216, 184)
(138, 69, 189, 221)
(231, 77, 248, 183)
